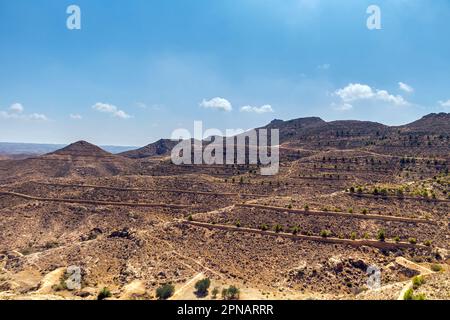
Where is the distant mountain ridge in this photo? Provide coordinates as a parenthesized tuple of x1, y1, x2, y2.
(119, 113, 450, 159)
(0, 142, 137, 156)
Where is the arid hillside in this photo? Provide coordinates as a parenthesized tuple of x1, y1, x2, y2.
(0, 114, 448, 300)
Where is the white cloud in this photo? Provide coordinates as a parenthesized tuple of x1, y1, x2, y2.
(240, 104, 274, 114)
(92, 102, 131, 119)
(200, 97, 232, 112)
(70, 114, 82, 120)
(398, 82, 414, 93)
(317, 64, 330, 70)
(438, 99, 450, 108)
(9, 103, 24, 113)
(331, 102, 353, 111)
(0, 103, 48, 121)
(28, 113, 48, 121)
(334, 83, 409, 106)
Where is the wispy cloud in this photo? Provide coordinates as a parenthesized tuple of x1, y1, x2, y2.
(200, 97, 232, 112)
(331, 102, 353, 111)
(317, 63, 330, 70)
(70, 114, 82, 120)
(438, 99, 450, 108)
(92, 102, 131, 119)
(240, 104, 274, 114)
(335, 83, 409, 106)
(398, 82, 414, 93)
(0, 103, 48, 121)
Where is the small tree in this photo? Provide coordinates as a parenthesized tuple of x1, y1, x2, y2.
(194, 278, 211, 297)
(235, 220, 241, 228)
(156, 284, 175, 300)
(187, 214, 194, 221)
(350, 232, 357, 240)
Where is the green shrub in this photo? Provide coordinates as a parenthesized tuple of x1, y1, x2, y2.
(393, 236, 400, 243)
(362, 209, 368, 215)
(304, 204, 309, 211)
(156, 284, 175, 300)
(259, 224, 269, 231)
(222, 285, 240, 300)
(408, 238, 417, 245)
(187, 214, 193, 221)
(291, 226, 300, 235)
(423, 240, 432, 247)
(403, 288, 414, 300)
(412, 275, 424, 289)
(320, 230, 331, 238)
(211, 287, 219, 299)
(97, 287, 112, 300)
(413, 293, 426, 300)
(350, 232, 357, 241)
(377, 229, 386, 242)
(235, 220, 241, 228)
(431, 264, 443, 272)
(194, 278, 211, 297)
(273, 224, 283, 233)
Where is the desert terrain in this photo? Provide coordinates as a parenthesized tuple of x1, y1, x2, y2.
(0, 113, 448, 300)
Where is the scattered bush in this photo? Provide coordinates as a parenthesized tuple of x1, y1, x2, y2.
(362, 208, 368, 215)
(235, 220, 241, 228)
(320, 230, 331, 238)
(273, 224, 283, 233)
(377, 229, 386, 242)
(304, 204, 310, 211)
(222, 285, 240, 300)
(156, 284, 175, 300)
(403, 288, 414, 300)
(350, 232, 357, 241)
(431, 264, 443, 272)
(412, 275, 424, 289)
(393, 236, 400, 243)
(187, 214, 193, 221)
(211, 287, 219, 299)
(423, 240, 432, 247)
(194, 278, 211, 297)
(97, 287, 112, 300)
(408, 238, 417, 245)
(291, 226, 300, 235)
(259, 224, 269, 231)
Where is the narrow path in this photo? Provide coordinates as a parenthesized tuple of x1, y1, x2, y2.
(396, 257, 433, 300)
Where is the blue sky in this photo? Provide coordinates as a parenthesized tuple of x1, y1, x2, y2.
(0, 0, 449, 146)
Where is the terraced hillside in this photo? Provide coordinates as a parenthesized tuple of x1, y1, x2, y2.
(0, 114, 448, 300)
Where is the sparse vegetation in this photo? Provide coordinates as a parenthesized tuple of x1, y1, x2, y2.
(221, 285, 240, 300)
(376, 229, 386, 242)
(194, 278, 211, 297)
(97, 287, 112, 300)
(156, 284, 175, 300)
